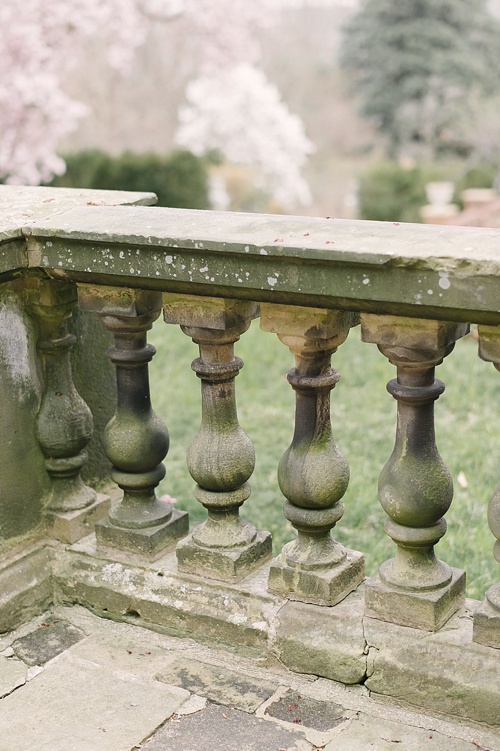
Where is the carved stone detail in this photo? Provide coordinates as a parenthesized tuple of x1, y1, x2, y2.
(361, 314, 468, 630)
(473, 325, 500, 648)
(78, 287, 188, 559)
(30, 279, 109, 543)
(164, 294, 271, 582)
(261, 305, 364, 606)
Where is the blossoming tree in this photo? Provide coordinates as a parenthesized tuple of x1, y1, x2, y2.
(0, 0, 312, 207)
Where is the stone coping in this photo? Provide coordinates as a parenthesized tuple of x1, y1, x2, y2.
(1, 186, 500, 322)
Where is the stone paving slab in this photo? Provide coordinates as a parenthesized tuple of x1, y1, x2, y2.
(1, 606, 499, 751)
(0, 655, 26, 698)
(156, 655, 277, 712)
(138, 702, 313, 751)
(0, 651, 189, 751)
(11, 616, 84, 666)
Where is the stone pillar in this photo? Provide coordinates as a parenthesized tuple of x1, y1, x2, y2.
(29, 279, 110, 543)
(260, 304, 364, 606)
(78, 286, 188, 559)
(164, 294, 272, 582)
(473, 325, 500, 648)
(361, 314, 468, 630)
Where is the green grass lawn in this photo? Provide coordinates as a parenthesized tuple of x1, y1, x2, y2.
(149, 318, 499, 600)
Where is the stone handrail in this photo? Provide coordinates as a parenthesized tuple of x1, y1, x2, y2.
(1, 187, 499, 730)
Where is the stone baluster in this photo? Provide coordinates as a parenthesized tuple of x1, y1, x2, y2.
(260, 304, 364, 606)
(29, 279, 110, 543)
(361, 314, 468, 630)
(164, 294, 271, 582)
(78, 287, 188, 559)
(473, 325, 500, 648)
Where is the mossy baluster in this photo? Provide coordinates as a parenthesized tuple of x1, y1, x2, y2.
(473, 325, 500, 648)
(78, 287, 188, 559)
(261, 305, 364, 606)
(361, 314, 468, 630)
(30, 279, 110, 543)
(164, 294, 271, 582)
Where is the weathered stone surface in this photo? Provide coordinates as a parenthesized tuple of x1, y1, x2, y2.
(365, 568, 466, 631)
(0, 545, 53, 633)
(473, 591, 500, 648)
(364, 606, 500, 727)
(323, 714, 488, 751)
(265, 690, 346, 731)
(141, 702, 313, 751)
(271, 591, 367, 685)
(96, 509, 188, 560)
(53, 542, 278, 656)
(156, 655, 276, 712)
(45, 493, 111, 544)
(176, 527, 272, 583)
(0, 656, 26, 698)
(268, 549, 364, 607)
(12, 617, 84, 666)
(25, 205, 500, 325)
(0, 651, 189, 751)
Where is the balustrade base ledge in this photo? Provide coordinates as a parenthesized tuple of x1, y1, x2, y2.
(267, 548, 365, 607)
(95, 508, 189, 561)
(44, 493, 111, 545)
(473, 594, 500, 649)
(1, 538, 499, 733)
(364, 568, 466, 631)
(176, 527, 272, 583)
(0, 542, 53, 633)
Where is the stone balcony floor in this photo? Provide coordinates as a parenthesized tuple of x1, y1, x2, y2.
(0, 605, 498, 751)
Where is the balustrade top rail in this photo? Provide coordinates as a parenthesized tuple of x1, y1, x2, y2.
(0, 187, 499, 323)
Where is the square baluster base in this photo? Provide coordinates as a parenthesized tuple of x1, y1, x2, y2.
(267, 549, 365, 607)
(364, 567, 466, 631)
(176, 528, 272, 583)
(45, 493, 111, 544)
(96, 508, 189, 561)
(473, 587, 500, 649)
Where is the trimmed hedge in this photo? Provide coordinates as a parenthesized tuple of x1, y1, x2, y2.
(49, 149, 210, 209)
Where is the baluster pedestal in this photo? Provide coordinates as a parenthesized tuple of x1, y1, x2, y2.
(361, 315, 468, 630)
(473, 325, 500, 648)
(79, 287, 188, 559)
(164, 294, 272, 582)
(30, 279, 110, 543)
(261, 305, 364, 606)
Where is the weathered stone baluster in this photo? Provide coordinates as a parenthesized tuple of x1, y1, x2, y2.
(260, 304, 364, 606)
(164, 294, 271, 582)
(361, 315, 468, 630)
(473, 325, 500, 648)
(78, 287, 188, 559)
(30, 279, 110, 543)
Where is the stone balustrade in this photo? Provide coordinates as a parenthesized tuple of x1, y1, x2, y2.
(0, 186, 499, 730)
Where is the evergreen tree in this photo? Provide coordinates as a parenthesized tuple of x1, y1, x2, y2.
(340, 0, 500, 158)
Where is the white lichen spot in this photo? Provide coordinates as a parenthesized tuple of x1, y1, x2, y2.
(427, 289, 433, 295)
(156, 271, 160, 276)
(166, 255, 173, 265)
(58, 261, 63, 267)
(260, 248, 268, 255)
(438, 271, 451, 290)
(362, 278, 370, 285)
(46, 241, 53, 248)
(245, 246, 250, 252)
(252, 621, 267, 631)
(228, 613, 248, 626)
(210, 277, 215, 282)
(200, 266, 209, 273)
(237, 278, 243, 283)
(181, 264, 186, 270)
(104, 261, 109, 266)
(129, 268, 135, 274)
(119, 250, 125, 259)
(267, 276, 277, 287)
(136, 249, 140, 256)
